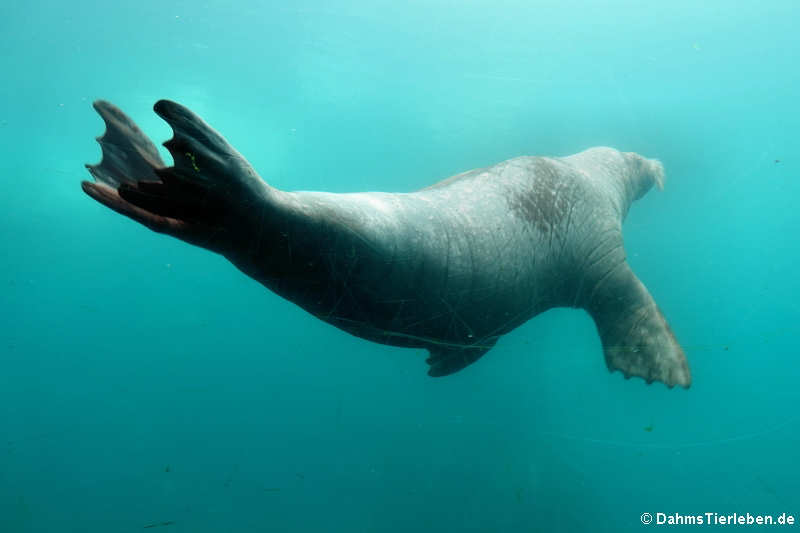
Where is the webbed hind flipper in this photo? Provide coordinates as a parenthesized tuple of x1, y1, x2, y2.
(85, 100, 165, 188)
(82, 100, 272, 253)
(82, 100, 203, 239)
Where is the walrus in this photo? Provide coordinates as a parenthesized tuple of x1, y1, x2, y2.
(81, 100, 690, 388)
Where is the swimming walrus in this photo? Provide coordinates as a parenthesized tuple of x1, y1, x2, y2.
(81, 100, 690, 388)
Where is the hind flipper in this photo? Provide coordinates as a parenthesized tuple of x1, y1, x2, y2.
(85, 100, 164, 188)
(82, 100, 207, 240)
(150, 100, 269, 203)
(82, 100, 271, 252)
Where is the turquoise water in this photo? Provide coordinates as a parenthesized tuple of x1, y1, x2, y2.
(2, 0, 798, 531)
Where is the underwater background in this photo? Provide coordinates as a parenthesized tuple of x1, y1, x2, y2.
(1, 0, 798, 531)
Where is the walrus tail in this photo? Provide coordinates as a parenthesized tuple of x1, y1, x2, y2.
(586, 263, 691, 388)
(82, 100, 271, 252)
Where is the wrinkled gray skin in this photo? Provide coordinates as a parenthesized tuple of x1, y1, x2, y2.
(82, 100, 690, 388)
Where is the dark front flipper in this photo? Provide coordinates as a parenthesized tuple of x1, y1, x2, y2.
(586, 263, 691, 388)
(82, 100, 270, 253)
(425, 339, 497, 377)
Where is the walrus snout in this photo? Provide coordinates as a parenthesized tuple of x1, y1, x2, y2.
(620, 152, 665, 204)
